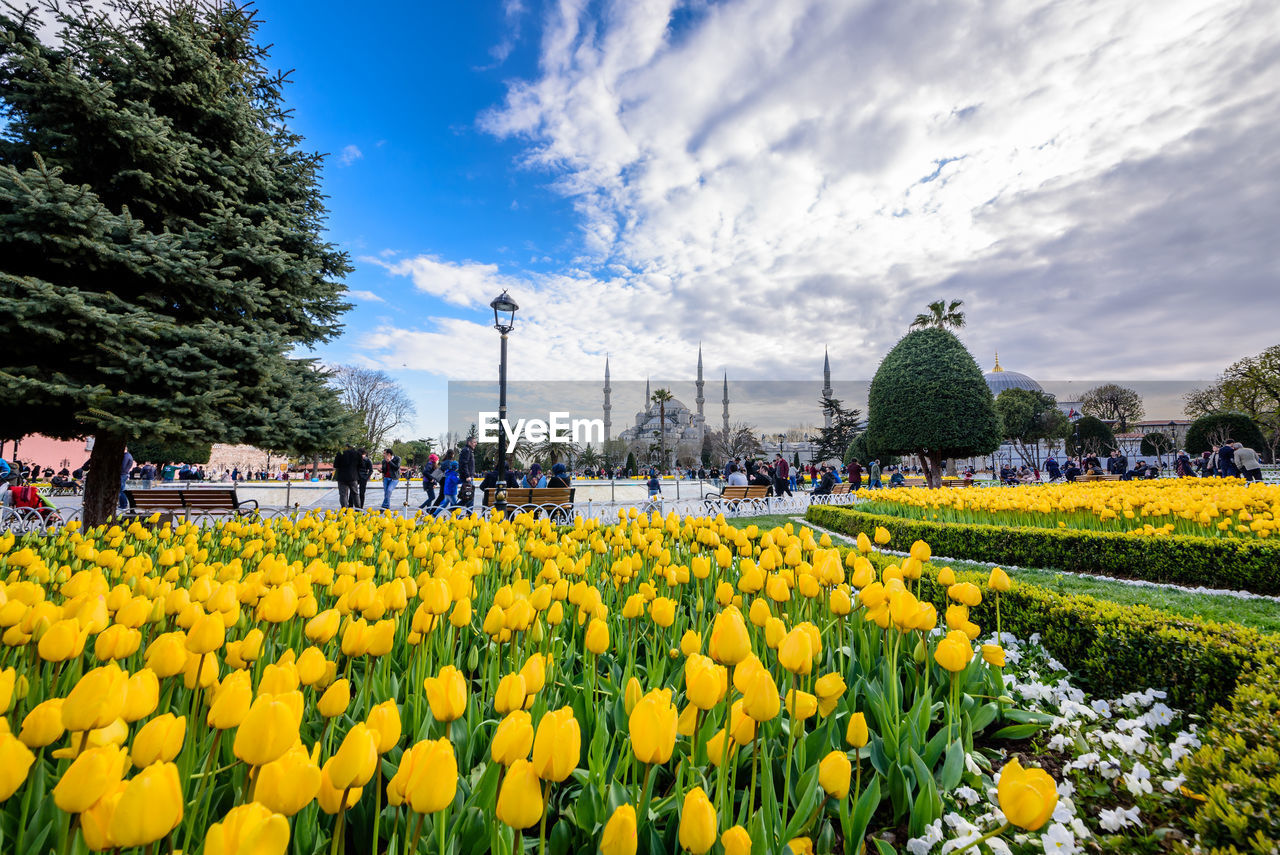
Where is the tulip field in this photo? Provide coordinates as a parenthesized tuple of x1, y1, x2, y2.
(0, 509, 1200, 855)
(855, 480, 1280, 539)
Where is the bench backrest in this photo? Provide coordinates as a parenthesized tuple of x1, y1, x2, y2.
(181, 489, 240, 509)
(127, 491, 187, 509)
(483, 487, 575, 507)
(830, 482, 852, 494)
(126, 489, 239, 511)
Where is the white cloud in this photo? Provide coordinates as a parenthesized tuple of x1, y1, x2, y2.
(348, 290, 385, 303)
(338, 145, 363, 166)
(368, 0, 1280, 408)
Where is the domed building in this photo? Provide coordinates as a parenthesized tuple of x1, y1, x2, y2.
(984, 352, 1043, 396)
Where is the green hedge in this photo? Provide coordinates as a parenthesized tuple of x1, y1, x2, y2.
(807, 505, 1280, 595)
(815, 523, 1280, 852)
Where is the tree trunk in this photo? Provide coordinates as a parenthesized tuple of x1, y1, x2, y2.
(920, 450, 944, 488)
(84, 432, 126, 528)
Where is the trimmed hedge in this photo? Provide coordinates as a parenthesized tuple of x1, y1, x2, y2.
(807, 505, 1280, 595)
(815, 525, 1280, 852)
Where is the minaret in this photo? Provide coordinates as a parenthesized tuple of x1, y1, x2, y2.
(822, 348, 834, 428)
(722, 373, 730, 434)
(603, 357, 612, 442)
(695, 344, 705, 419)
(645, 376, 651, 407)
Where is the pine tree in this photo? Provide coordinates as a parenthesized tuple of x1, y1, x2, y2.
(0, 1, 350, 524)
(813, 394, 863, 462)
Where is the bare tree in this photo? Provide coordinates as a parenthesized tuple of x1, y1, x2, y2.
(710, 422, 763, 461)
(329, 365, 415, 453)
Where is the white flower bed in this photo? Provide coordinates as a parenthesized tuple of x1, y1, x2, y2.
(904, 633, 1201, 855)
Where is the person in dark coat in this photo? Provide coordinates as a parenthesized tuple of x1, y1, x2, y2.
(334, 444, 361, 508)
(357, 450, 374, 508)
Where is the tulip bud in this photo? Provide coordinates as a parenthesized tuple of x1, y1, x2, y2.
(234, 693, 302, 767)
(678, 786, 717, 854)
(722, 825, 751, 855)
(601, 804, 638, 855)
(584, 618, 610, 655)
(624, 676, 643, 716)
(846, 711, 869, 748)
(814, 673, 846, 717)
(777, 628, 813, 676)
(989, 567, 1011, 592)
(62, 663, 128, 732)
(494, 672, 527, 715)
(367, 700, 402, 754)
(208, 670, 253, 730)
(742, 670, 780, 723)
(982, 644, 1006, 668)
(425, 665, 468, 723)
(936, 566, 956, 587)
(305, 609, 341, 644)
(186, 611, 225, 654)
(122, 668, 159, 723)
(53, 744, 128, 813)
(317, 759, 363, 815)
(19, 698, 65, 748)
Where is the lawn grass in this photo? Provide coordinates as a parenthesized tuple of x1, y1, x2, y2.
(722, 513, 1280, 634)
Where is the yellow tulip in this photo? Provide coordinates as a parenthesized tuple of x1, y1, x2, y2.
(814, 672, 846, 717)
(109, 761, 183, 847)
(947, 582, 982, 607)
(317, 760, 363, 814)
(130, 713, 186, 768)
(630, 688, 678, 764)
(53, 744, 128, 813)
(685, 654, 727, 711)
(318, 679, 351, 718)
(39, 618, 85, 662)
(742, 669, 780, 722)
(204, 803, 291, 855)
(585, 618, 610, 654)
(708, 608, 751, 666)
(777, 628, 814, 676)
(255, 743, 322, 816)
(367, 700, 402, 753)
(305, 609, 341, 644)
(0, 731, 36, 801)
(989, 567, 1011, 592)
(122, 669, 159, 723)
(846, 712, 869, 749)
(329, 723, 378, 789)
(494, 672, 528, 714)
(788, 837, 814, 855)
(650, 597, 676, 628)
(677, 786, 717, 854)
(936, 566, 956, 586)
(532, 706, 581, 782)
(785, 690, 818, 721)
(982, 644, 1006, 667)
(425, 665, 468, 723)
(297, 646, 328, 686)
(520, 653, 547, 695)
(405, 738, 457, 814)
(80, 781, 125, 851)
(818, 750, 852, 799)
(722, 825, 752, 855)
(909, 540, 931, 562)
(62, 664, 128, 732)
(996, 758, 1059, 830)
(624, 676, 643, 716)
(601, 804, 638, 855)
(0, 667, 13, 714)
(234, 693, 302, 767)
(874, 527, 890, 545)
(491, 710, 534, 766)
(207, 670, 253, 729)
(496, 758, 543, 829)
(933, 631, 973, 673)
(186, 611, 225, 654)
(19, 698, 65, 748)
(144, 632, 188, 678)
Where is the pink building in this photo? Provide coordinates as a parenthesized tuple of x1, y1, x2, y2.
(1, 435, 92, 470)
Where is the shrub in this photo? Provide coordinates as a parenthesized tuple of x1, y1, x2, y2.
(807, 506, 1280, 595)
(1185, 412, 1269, 460)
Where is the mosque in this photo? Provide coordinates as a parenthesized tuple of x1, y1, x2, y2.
(604, 347, 836, 467)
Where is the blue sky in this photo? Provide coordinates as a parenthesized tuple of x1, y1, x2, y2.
(253, 0, 1280, 441)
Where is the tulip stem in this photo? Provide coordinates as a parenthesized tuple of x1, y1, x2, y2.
(438, 807, 447, 855)
(637, 763, 655, 832)
(331, 787, 352, 855)
(951, 821, 1010, 854)
(372, 765, 384, 855)
(409, 812, 425, 855)
(782, 675, 797, 818)
(538, 780, 552, 855)
(183, 729, 223, 855)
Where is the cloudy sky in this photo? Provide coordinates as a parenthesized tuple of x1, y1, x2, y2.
(261, 0, 1280, 438)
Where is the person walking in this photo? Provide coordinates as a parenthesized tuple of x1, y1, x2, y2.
(118, 446, 135, 509)
(458, 436, 477, 508)
(380, 449, 401, 510)
(846, 458, 863, 491)
(773, 453, 792, 496)
(868, 459, 882, 489)
(357, 450, 374, 509)
(1234, 442, 1263, 482)
(419, 452, 440, 509)
(1216, 443, 1238, 478)
(333, 444, 360, 508)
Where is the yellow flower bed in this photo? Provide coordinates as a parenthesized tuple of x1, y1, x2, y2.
(0, 512, 1053, 855)
(858, 480, 1280, 539)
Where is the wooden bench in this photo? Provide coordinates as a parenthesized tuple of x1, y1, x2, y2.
(482, 487, 575, 521)
(940, 478, 974, 488)
(121, 488, 259, 519)
(703, 484, 771, 514)
(831, 482, 853, 495)
(1077, 473, 1123, 482)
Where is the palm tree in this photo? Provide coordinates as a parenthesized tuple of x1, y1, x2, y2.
(910, 299, 966, 330)
(650, 388, 675, 469)
(577, 445, 602, 471)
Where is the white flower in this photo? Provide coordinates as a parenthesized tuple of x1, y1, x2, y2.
(1090, 699, 1112, 717)
(1047, 733, 1073, 751)
(1144, 703, 1175, 727)
(1099, 805, 1142, 831)
(907, 819, 943, 855)
(954, 786, 980, 806)
(964, 753, 982, 776)
(1056, 779, 1076, 799)
(1124, 762, 1153, 796)
(1052, 799, 1075, 824)
(1162, 774, 1187, 793)
(1046, 657, 1066, 672)
(987, 838, 1012, 855)
(1041, 822, 1078, 854)
(1069, 818, 1091, 839)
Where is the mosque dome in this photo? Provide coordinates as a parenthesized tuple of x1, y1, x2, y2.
(984, 352, 1043, 396)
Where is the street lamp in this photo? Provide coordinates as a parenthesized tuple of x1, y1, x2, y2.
(490, 290, 519, 514)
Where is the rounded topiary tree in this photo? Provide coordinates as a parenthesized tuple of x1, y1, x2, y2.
(1139, 431, 1175, 463)
(865, 329, 1000, 487)
(1185, 413, 1268, 459)
(128, 438, 213, 467)
(1066, 416, 1116, 458)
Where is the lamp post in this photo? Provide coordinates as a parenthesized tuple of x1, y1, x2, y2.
(490, 290, 519, 515)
